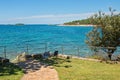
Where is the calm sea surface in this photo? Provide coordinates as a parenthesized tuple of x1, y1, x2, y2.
(0, 25, 93, 59)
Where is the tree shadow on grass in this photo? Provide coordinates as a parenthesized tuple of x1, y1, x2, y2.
(0, 63, 22, 76)
(16, 60, 42, 74)
(39, 57, 72, 68)
(12, 57, 72, 74)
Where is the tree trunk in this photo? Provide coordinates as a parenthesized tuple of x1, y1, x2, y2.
(108, 54, 112, 60)
(107, 49, 115, 60)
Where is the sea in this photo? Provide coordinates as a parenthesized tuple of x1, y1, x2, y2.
(0, 24, 99, 59)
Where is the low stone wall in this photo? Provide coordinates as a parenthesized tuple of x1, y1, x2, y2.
(12, 52, 43, 63)
(0, 57, 9, 63)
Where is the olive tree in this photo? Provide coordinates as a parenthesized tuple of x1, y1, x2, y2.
(86, 8, 120, 60)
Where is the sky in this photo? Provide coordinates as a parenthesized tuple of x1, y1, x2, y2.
(0, 0, 119, 24)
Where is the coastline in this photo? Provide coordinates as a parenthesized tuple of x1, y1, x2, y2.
(58, 54, 100, 62)
(57, 24, 95, 27)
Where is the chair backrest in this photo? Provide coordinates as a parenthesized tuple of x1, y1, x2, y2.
(54, 51, 58, 56)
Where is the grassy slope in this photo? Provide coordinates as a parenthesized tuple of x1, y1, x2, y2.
(0, 63, 23, 80)
(2, 57, 119, 80)
(42, 57, 120, 80)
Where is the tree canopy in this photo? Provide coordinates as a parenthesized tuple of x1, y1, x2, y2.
(86, 8, 120, 60)
(64, 18, 91, 25)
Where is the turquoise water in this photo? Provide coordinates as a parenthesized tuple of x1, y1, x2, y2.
(0, 25, 93, 59)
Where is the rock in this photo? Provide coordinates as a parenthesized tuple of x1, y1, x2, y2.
(13, 52, 27, 62)
(66, 56, 71, 59)
(0, 57, 9, 63)
(19, 52, 27, 61)
(117, 55, 120, 61)
(32, 54, 43, 59)
(2, 58, 9, 63)
(25, 55, 32, 59)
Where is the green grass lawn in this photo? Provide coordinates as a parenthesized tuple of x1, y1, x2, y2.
(42, 57, 120, 80)
(0, 63, 23, 80)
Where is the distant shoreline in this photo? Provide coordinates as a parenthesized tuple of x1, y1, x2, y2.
(57, 24, 96, 27)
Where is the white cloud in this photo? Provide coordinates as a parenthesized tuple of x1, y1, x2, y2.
(1, 11, 119, 24)
(0, 13, 95, 24)
(6, 13, 95, 21)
